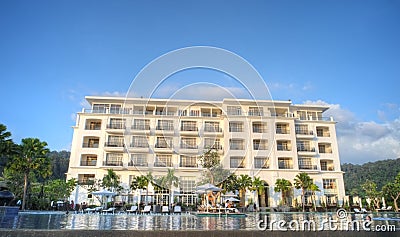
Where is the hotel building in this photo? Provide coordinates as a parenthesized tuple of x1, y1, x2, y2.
(67, 96, 345, 207)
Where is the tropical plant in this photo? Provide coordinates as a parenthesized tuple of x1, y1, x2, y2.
(131, 173, 152, 205)
(294, 172, 313, 212)
(362, 179, 382, 210)
(198, 148, 220, 184)
(382, 172, 400, 212)
(219, 174, 238, 194)
(252, 177, 268, 208)
(161, 169, 179, 207)
(309, 183, 321, 212)
(236, 174, 252, 207)
(102, 169, 122, 193)
(274, 178, 292, 206)
(7, 138, 51, 210)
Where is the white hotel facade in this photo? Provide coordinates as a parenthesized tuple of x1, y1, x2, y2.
(67, 96, 345, 207)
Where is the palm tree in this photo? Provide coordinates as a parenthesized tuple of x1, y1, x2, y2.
(9, 138, 50, 210)
(0, 124, 13, 155)
(161, 169, 179, 208)
(274, 178, 292, 206)
(131, 174, 151, 208)
(252, 177, 267, 208)
(309, 183, 320, 212)
(236, 174, 252, 207)
(219, 174, 238, 194)
(294, 172, 312, 212)
(102, 169, 122, 193)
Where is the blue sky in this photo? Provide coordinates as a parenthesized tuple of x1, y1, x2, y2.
(0, 0, 399, 164)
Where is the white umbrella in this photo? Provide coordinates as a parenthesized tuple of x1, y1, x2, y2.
(196, 183, 222, 192)
(92, 190, 117, 208)
(226, 197, 240, 202)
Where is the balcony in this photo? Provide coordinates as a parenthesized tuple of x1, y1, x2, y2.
(276, 128, 290, 134)
(154, 161, 172, 167)
(103, 161, 123, 166)
(297, 147, 316, 156)
(128, 161, 148, 167)
(82, 143, 99, 148)
(106, 124, 126, 130)
(298, 164, 318, 170)
(80, 160, 97, 166)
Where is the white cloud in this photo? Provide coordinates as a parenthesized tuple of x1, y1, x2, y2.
(303, 100, 400, 164)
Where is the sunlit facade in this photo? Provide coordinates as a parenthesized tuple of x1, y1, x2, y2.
(67, 96, 345, 208)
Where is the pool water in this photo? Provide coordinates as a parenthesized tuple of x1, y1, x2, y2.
(1, 211, 399, 231)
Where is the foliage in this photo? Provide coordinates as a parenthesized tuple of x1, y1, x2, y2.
(236, 174, 252, 206)
(218, 174, 238, 193)
(361, 179, 382, 210)
(294, 172, 313, 212)
(274, 178, 292, 206)
(44, 178, 77, 202)
(0, 124, 18, 174)
(47, 150, 70, 180)
(7, 138, 51, 210)
(102, 169, 122, 193)
(382, 172, 400, 212)
(198, 148, 220, 184)
(252, 176, 268, 208)
(342, 158, 400, 196)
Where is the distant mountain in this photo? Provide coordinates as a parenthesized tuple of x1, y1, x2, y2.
(341, 158, 400, 196)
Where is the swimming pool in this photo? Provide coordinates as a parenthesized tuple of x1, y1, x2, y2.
(1, 211, 399, 231)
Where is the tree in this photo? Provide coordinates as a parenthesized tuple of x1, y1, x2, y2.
(0, 124, 17, 174)
(382, 172, 400, 212)
(45, 178, 77, 205)
(161, 169, 179, 208)
(236, 174, 252, 207)
(102, 169, 122, 193)
(294, 172, 312, 212)
(362, 180, 382, 210)
(8, 138, 50, 210)
(198, 148, 220, 184)
(309, 183, 321, 212)
(219, 174, 238, 194)
(130, 173, 152, 206)
(252, 177, 268, 208)
(274, 178, 292, 206)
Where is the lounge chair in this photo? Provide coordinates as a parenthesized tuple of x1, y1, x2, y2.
(162, 206, 169, 214)
(84, 207, 96, 213)
(354, 208, 361, 213)
(102, 207, 116, 214)
(126, 206, 138, 214)
(387, 206, 393, 211)
(381, 206, 387, 211)
(141, 205, 151, 214)
(173, 205, 181, 214)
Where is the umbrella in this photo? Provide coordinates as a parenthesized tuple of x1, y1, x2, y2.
(222, 191, 237, 197)
(226, 197, 240, 202)
(92, 190, 117, 208)
(196, 183, 222, 192)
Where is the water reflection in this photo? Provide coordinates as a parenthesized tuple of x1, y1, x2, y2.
(1, 212, 399, 231)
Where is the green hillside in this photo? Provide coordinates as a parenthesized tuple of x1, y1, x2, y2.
(341, 158, 400, 196)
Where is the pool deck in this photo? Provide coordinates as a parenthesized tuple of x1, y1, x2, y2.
(0, 230, 397, 237)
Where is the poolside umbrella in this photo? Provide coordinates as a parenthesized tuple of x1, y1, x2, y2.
(226, 197, 240, 202)
(92, 190, 116, 208)
(196, 183, 222, 192)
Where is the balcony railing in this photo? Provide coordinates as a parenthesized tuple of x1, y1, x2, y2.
(132, 125, 150, 130)
(297, 147, 316, 152)
(181, 126, 198, 131)
(82, 143, 99, 148)
(85, 125, 101, 130)
(299, 165, 318, 170)
(204, 126, 222, 133)
(179, 163, 198, 168)
(278, 164, 293, 169)
(104, 142, 124, 147)
(156, 125, 174, 131)
(204, 145, 223, 150)
(296, 130, 314, 135)
(130, 143, 149, 148)
(128, 161, 148, 167)
(80, 161, 97, 166)
(78, 179, 95, 185)
(180, 144, 198, 149)
(321, 166, 335, 171)
(154, 162, 172, 167)
(277, 144, 291, 151)
(106, 124, 126, 129)
(276, 128, 290, 134)
(103, 161, 123, 166)
(155, 143, 172, 149)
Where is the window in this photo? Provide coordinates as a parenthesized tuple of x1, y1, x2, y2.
(106, 136, 124, 147)
(204, 138, 221, 150)
(229, 122, 243, 132)
(227, 106, 242, 116)
(85, 120, 101, 130)
(278, 157, 293, 169)
(80, 155, 97, 166)
(253, 139, 268, 150)
(298, 158, 314, 170)
(181, 137, 197, 149)
(230, 139, 244, 150)
(248, 107, 263, 116)
(105, 153, 123, 166)
(254, 157, 269, 169)
(110, 104, 121, 114)
(323, 179, 336, 190)
(155, 137, 173, 148)
(204, 121, 221, 132)
(108, 118, 126, 129)
(130, 154, 147, 167)
(295, 124, 311, 135)
(180, 155, 197, 167)
(131, 136, 148, 148)
(277, 140, 291, 151)
(252, 122, 267, 133)
(181, 121, 197, 131)
(132, 119, 150, 130)
(180, 177, 197, 205)
(297, 141, 314, 152)
(93, 104, 108, 113)
(316, 127, 330, 137)
(156, 120, 174, 130)
(230, 156, 245, 168)
(83, 137, 99, 148)
(155, 154, 172, 167)
(78, 174, 95, 185)
(276, 123, 290, 134)
(318, 143, 332, 153)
